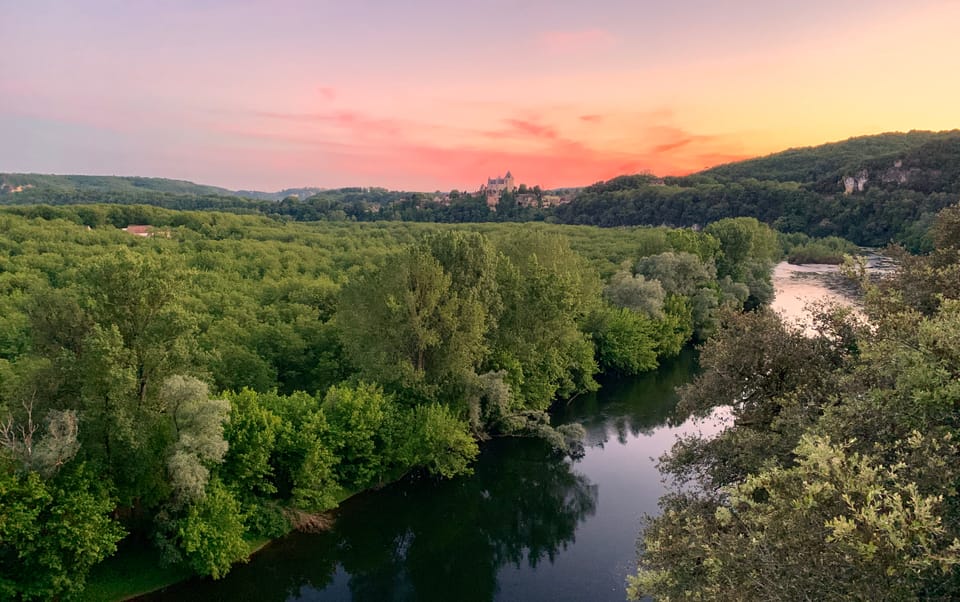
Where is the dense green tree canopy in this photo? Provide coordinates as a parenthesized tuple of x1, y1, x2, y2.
(0, 205, 777, 597)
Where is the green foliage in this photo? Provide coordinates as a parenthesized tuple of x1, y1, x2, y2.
(635, 251, 731, 339)
(289, 409, 339, 512)
(336, 243, 489, 404)
(402, 403, 479, 479)
(162, 376, 229, 504)
(603, 270, 665, 317)
(586, 306, 659, 376)
(221, 389, 281, 498)
(636, 251, 715, 297)
(630, 435, 960, 602)
(491, 231, 602, 410)
(0, 463, 124, 601)
(322, 383, 390, 489)
(874, 204, 960, 315)
(555, 132, 960, 249)
(257, 390, 339, 512)
(175, 479, 248, 580)
(655, 296, 694, 358)
(5, 133, 959, 250)
(702, 130, 958, 183)
(704, 217, 779, 278)
(780, 232, 860, 264)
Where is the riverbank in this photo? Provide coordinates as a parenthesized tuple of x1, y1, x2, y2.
(136, 351, 713, 601)
(82, 536, 273, 601)
(84, 488, 359, 602)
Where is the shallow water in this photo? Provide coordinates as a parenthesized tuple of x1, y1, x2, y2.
(770, 253, 891, 325)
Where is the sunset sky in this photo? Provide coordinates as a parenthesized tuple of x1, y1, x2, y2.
(2, 0, 959, 191)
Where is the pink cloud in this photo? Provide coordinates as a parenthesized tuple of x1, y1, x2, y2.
(320, 126, 748, 189)
(500, 118, 560, 140)
(202, 103, 750, 189)
(537, 28, 616, 54)
(255, 110, 402, 137)
(652, 137, 695, 153)
(644, 126, 719, 154)
(316, 86, 336, 101)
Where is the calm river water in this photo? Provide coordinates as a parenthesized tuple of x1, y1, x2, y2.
(142, 350, 727, 602)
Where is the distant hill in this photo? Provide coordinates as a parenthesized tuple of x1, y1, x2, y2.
(0, 173, 236, 197)
(233, 187, 327, 201)
(701, 130, 960, 184)
(821, 135, 960, 195)
(556, 130, 960, 249)
(0, 174, 329, 203)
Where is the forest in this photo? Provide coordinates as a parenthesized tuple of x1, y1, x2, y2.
(631, 204, 960, 601)
(0, 206, 780, 600)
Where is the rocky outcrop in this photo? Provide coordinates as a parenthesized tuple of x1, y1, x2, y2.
(0, 181, 33, 194)
(841, 170, 869, 194)
(840, 160, 941, 194)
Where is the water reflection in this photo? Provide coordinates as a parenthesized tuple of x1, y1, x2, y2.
(142, 350, 698, 602)
(555, 348, 697, 447)
(144, 439, 598, 602)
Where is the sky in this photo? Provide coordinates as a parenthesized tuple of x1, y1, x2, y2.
(2, 0, 959, 191)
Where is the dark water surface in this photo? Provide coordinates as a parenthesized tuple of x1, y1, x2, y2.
(144, 350, 717, 602)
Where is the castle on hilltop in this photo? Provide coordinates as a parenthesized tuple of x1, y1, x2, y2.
(480, 171, 517, 207)
(483, 171, 515, 194)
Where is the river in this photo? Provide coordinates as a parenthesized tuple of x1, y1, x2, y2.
(142, 350, 725, 602)
(770, 253, 892, 325)
(142, 261, 860, 602)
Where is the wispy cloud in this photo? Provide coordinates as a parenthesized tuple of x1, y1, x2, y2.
(644, 126, 718, 154)
(537, 28, 616, 54)
(206, 103, 750, 189)
(316, 86, 336, 101)
(255, 110, 402, 137)
(503, 119, 560, 140)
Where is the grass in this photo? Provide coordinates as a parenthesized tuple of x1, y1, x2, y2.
(82, 536, 272, 602)
(81, 544, 194, 602)
(81, 485, 372, 601)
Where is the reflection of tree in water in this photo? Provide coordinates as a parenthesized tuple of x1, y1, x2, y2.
(558, 348, 698, 448)
(143, 354, 697, 602)
(335, 437, 597, 602)
(145, 435, 599, 602)
(140, 435, 596, 602)
(140, 528, 341, 601)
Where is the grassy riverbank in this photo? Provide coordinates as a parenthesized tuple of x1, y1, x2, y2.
(81, 482, 371, 600)
(81, 537, 272, 602)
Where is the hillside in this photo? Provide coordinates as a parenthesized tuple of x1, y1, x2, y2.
(556, 131, 960, 249)
(820, 135, 960, 195)
(700, 130, 960, 184)
(233, 187, 328, 201)
(0, 173, 236, 197)
(0, 173, 331, 204)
